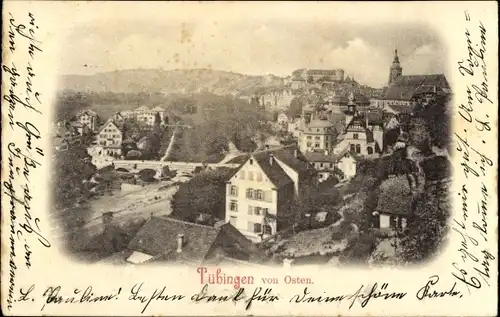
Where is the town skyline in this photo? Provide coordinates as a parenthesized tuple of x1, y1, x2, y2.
(60, 20, 447, 89)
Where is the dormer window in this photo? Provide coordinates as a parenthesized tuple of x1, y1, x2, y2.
(249, 158, 253, 165)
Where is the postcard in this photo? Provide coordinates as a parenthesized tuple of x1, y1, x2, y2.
(1, 1, 498, 316)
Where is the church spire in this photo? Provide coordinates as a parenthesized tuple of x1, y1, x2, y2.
(392, 48, 400, 65)
(388, 47, 402, 86)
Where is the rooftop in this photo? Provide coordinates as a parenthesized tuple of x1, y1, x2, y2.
(128, 216, 254, 265)
(307, 119, 334, 128)
(383, 74, 450, 101)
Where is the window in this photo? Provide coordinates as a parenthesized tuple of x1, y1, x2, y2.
(390, 216, 398, 229)
(316, 129, 320, 132)
(307, 142, 312, 147)
(246, 188, 254, 199)
(229, 200, 238, 212)
(248, 172, 254, 181)
(256, 172, 262, 182)
(254, 207, 261, 215)
(367, 146, 373, 154)
(253, 223, 262, 233)
(256, 190, 263, 200)
(320, 163, 324, 168)
(350, 144, 355, 152)
(263, 208, 269, 216)
(315, 136, 320, 140)
(230, 185, 238, 196)
(353, 133, 359, 140)
(248, 206, 253, 215)
(249, 159, 254, 165)
(263, 225, 272, 235)
(230, 216, 237, 226)
(239, 171, 245, 179)
(307, 136, 312, 140)
(355, 144, 361, 153)
(315, 143, 320, 148)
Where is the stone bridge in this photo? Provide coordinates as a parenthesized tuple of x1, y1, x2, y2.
(112, 160, 241, 175)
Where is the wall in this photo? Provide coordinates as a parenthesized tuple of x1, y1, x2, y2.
(336, 156, 356, 179)
(225, 159, 278, 241)
(380, 214, 391, 229)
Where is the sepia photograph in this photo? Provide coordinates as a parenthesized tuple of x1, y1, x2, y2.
(2, 2, 497, 316)
(52, 17, 452, 268)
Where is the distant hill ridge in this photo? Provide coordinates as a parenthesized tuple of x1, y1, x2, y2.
(60, 68, 285, 95)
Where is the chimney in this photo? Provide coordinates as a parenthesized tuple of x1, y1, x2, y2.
(176, 234, 184, 253)
(269, 154, 274, 166)
(283, 258, 294, 270)
(324, 149, 329, 156)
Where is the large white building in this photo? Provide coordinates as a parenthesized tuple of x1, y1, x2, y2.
(97, 120, 123, 156)
(225, 146, 315, 241)
(77, 109, 98, 131)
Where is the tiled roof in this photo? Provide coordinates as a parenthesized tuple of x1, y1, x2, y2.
(228, 146, 312, 188)
(97, 120, 122, 134)
(253, 153, 294, 188)
(307, 119, 334, 128)
(383, 74, 449, 101)
(128, 216, 220, 265)
(304, 146, 360, 164)
(387, 104, 413, 114)
(364, 110, 384, 126)
(269, 146, 312, 173)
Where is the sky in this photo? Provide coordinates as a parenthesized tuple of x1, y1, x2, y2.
(60, 16, 448, 88)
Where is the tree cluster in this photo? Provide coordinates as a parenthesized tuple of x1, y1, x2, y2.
(170, 168, 236, 223)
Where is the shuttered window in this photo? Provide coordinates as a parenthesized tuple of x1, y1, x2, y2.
(229, 200, 238, 212)
(255, 190, 263, 200)
(253, 223, 262, 233)
(230, 185, 238, 196)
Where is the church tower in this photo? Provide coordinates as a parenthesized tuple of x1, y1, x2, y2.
(388, 49, 403, 86)
(344, 92, 358, 127)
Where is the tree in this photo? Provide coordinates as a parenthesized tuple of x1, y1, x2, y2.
(138, 169, 157, 182)
(397, 185, 450, 263)
(414, 94, 452, 149)
(339, 232, 378, 264)
(171, 168, 236, 221)
(154, 112, 162, 125)
(287, 97, 304, 118)
(409, 118, 432, 155)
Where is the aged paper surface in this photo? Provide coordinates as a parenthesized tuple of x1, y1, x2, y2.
(1, 1, 498, 316)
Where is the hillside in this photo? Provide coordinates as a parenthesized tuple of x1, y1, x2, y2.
(60, 69, 285, 95)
